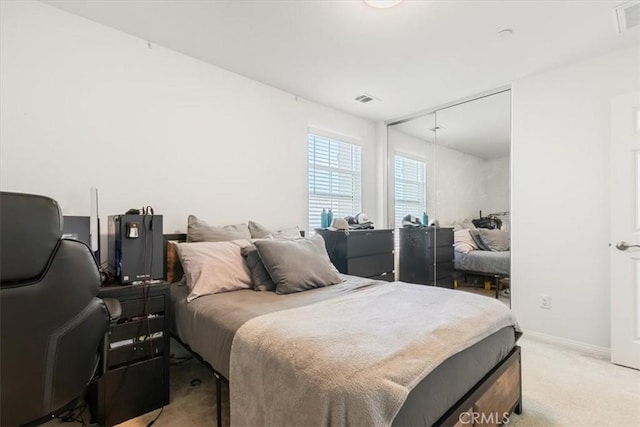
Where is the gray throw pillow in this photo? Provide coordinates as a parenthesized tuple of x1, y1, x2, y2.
(478, 229, 510, 251)
(254, 235, 342, 295)
(187, 215, 251, 242)
(241, 245, 276, 292)
(248, 220, 273, 239)
(248, 220, 302, 240)
(469, 229, 491, 251)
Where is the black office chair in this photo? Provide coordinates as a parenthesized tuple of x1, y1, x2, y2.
(0, 192, 117, 426)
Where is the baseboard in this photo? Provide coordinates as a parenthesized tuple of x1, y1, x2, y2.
(521, 329, 611, 359)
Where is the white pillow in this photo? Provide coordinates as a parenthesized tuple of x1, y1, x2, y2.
(454, 229, 479, 254)
(174, 239, 253, 302)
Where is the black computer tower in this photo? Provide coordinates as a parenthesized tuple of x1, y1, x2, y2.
(108, 214, 163, 284)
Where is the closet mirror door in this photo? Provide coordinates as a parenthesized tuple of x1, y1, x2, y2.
(388, 113, 438, 285)
(434, 90, 512, 305)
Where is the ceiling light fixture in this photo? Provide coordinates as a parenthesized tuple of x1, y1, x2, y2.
(364, 0, 403, 9)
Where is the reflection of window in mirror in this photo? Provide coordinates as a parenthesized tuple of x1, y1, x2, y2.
(394, 154, 426, 229)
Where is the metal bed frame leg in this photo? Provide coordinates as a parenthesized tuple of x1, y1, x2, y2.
(515, 400, 523, 414)
(494, 276, 500, 299)
(215, 372, 222, 427)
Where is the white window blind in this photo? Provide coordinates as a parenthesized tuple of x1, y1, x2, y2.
(308, 133, 362, 231)
(394, 154, 426, 228)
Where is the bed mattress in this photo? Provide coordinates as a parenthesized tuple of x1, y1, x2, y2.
(170, 275, 516, 426)
(455, 250, 510, 275)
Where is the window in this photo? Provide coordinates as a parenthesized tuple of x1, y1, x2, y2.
(394, 154, 426, 228)
(308, 132, 362, 231)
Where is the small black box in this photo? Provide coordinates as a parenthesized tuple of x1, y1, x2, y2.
(108, 214, 163, 284)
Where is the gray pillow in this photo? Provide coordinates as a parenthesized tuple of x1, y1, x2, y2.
(254, 235, 342, 295)
(248, 220, 302, 240)
(241, 245, 276, 292)
(478, 229, 510, 251)
(469, 229, 491, 251)
(187, 215, 251, 242)
(248, 220, 273, 239)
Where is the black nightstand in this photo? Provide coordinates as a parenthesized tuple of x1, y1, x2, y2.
(88, 281, 170, 426)
(315, 228, 395, 281)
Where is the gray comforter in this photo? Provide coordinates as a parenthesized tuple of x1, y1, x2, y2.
(455, 249, 511, 275)
(171, 275, 518, 425)
(171, 274, 380, 378)
(229, 279, 517, 427)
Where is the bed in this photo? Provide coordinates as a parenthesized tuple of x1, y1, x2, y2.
(164, 233, 522, 426)
(453, 228, 511, 298)
(454, 250, 510, 276)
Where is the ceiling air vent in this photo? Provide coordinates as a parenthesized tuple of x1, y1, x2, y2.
(354, 94, 378, 104)
(616, 0, 640, 33)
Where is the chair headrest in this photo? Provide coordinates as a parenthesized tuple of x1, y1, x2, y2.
(0, 192, 63, 284)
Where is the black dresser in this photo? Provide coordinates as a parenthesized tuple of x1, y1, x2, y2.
(89, 282, 170, 426)
(399, 227, 454, 288)
(316, 229, 395, 281)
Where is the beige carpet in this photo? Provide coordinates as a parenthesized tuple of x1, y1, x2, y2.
(507, 338, 640, 426)
(52, 337, 639, 426)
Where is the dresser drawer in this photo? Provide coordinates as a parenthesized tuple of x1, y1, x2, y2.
(347, 253, 394, 278)
(370, 272, 395, 282)
(436, 261, 455, 279)
(109, 316, 164, 343)
(420, 246, 455, 264)
(97, 357, 168, 426)
(430, 228, 454, 247)
(401, 227, 454, 247)
(119, 295, 165, 319)
(434, 246, 454, 263)
(345, 230, 393, 258)
(434, 277, 455, 289)
(108, 336, 164, 368)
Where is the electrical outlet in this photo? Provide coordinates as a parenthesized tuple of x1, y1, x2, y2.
(539, 294, 551, 310)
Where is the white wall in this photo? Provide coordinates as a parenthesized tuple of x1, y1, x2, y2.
(483, 156, 510, 214)
(435, 144, 490, 224)
(511, 47, 640, 349)
(0, 1, 377, 254)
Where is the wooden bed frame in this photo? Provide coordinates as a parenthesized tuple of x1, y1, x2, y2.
(163, 234, 522, 426)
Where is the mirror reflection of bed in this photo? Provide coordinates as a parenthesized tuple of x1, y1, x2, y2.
(450, 213, 510, 304)
(388, 90, 511, 306)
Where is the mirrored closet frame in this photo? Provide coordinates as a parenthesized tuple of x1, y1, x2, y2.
(383, 85, 512, 295)
(384, 85, 512, 228)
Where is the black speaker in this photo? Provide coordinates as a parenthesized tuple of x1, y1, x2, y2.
(108, 214, 163, 284)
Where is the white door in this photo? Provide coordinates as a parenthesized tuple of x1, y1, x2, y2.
(611, 90, 640, 369)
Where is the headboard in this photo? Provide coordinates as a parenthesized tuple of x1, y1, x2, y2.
(163, 233, 186, 284)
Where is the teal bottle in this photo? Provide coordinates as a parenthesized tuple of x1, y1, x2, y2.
(328, 209, 334, 227)
(422, 212, 429, 227)
(321, 209, 328, 228)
